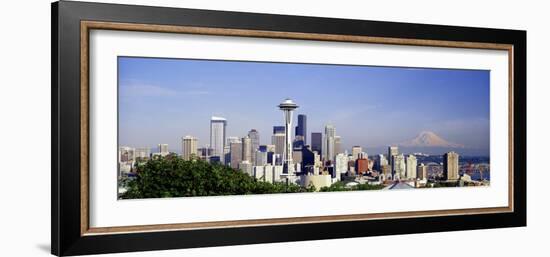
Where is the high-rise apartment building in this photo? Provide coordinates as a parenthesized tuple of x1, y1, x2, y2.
(417, 163, 428, 180)
(393, 154, 406, 179)
(181, 136, 198, 161)
(388, 146, 399, 171)
(405, 154, 417, 179)
(158, 144, 169, 156)
(443, 151, 459, 181)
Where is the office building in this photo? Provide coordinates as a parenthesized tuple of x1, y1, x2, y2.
(296, 114, 307, 144)
(388, 146, 399, 170)
(248, 129, 260, 163)
(311, 132, 322, 156)
(293, 135, 305, 150)
(224, 136, 240, 165)
(273, 126, 285, 135)
(255, 151, 268, 166)
(210, 116, 227, 159)
(230, 140, 242, 169)
(443, 151, 460, 181)
(241, 136, 252, 163)
(323, 124, 336, 162)
(271, 133, 286, 157)
(181, 136, 198, 161)
(301, 146, 315, 169)
(334, 136, 342, 155)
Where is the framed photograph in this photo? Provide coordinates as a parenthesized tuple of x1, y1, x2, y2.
(52, 1, 526, 256)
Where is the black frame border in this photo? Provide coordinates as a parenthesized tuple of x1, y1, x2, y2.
(52, 1, 526, 256)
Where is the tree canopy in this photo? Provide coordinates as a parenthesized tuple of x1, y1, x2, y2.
(121, 156, 315, 199)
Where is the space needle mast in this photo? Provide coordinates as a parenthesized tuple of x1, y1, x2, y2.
(278, 98, 299, 174)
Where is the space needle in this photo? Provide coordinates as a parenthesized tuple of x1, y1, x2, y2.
(278, 98, 299, 174)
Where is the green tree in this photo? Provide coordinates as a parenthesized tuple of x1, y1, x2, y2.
(121, 156, 315, 199)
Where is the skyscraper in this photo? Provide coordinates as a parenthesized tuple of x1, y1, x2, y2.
(388, 146, 399, 171)
(224, 136, 240, 165)
(323, 124, 336, 162)
(278, 98, 299, 174)
(181, 136, 198, 161)
(273, 126, 285, 135)
(210, 116, 227, 159)
(378, 154, 388, 170)
(443, 151, 459, 181)
(293, 135, 305, 150)
(229, 140, 242, 169)
(255, 151, 268, 166)
(248, 129, 260, 163)
(271, 133, 286, 157)
(393, 154, 406, 179)
(241, 136, 252, 163)
(295, 114, 307, 144)
(405, 154, 417, 179)
(311, 132, 322, 156)
(334, 136, 342, 155)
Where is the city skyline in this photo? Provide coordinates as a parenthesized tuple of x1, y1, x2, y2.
(118, 57, 490, 155)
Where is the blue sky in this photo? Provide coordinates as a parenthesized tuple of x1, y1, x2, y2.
(118, 57, 490, 154)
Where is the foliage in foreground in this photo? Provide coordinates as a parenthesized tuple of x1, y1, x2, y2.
(121, 157, 315, 199)
(319, 181, 385, 192)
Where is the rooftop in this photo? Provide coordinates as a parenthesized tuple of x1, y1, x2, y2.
(211, 116, 227, 121)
